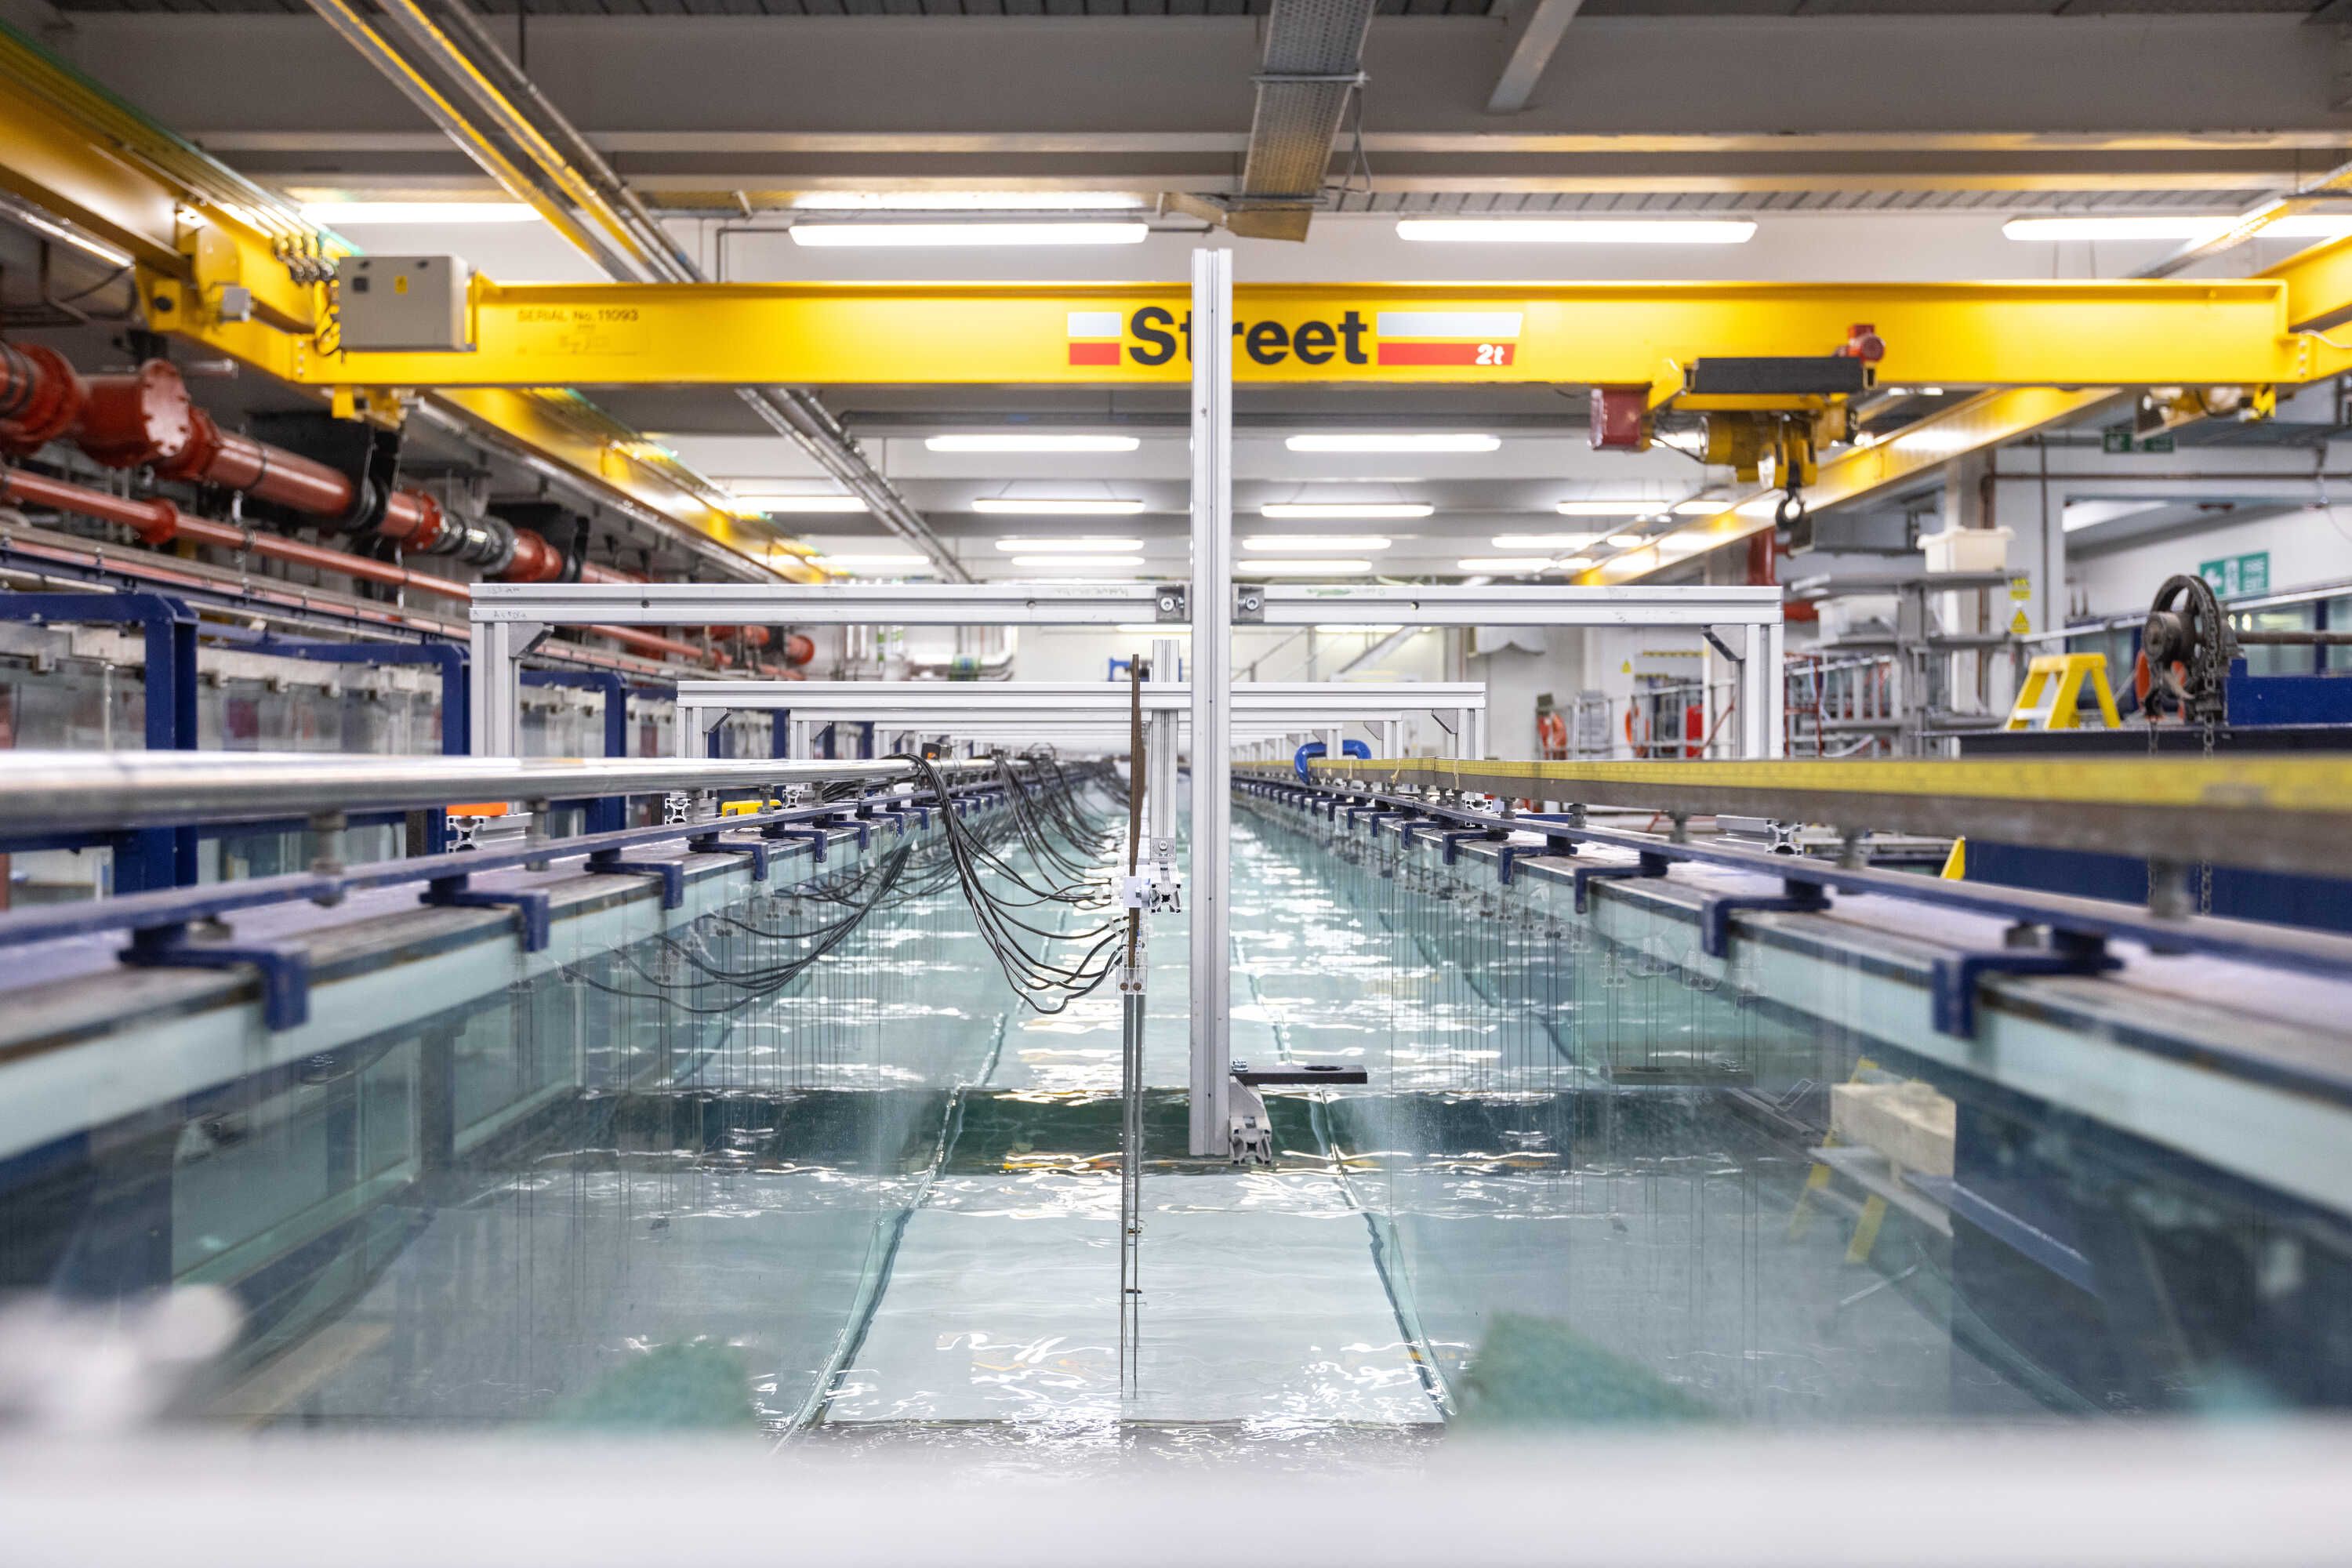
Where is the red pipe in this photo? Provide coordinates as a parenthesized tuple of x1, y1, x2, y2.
(0, 465, 723, 667)
(3, 343, 740, 648)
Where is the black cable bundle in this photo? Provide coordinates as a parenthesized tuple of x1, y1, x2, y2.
(565, 754, 1132, 1021)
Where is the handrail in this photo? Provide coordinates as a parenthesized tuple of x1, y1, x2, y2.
(0, 750, 988, 834)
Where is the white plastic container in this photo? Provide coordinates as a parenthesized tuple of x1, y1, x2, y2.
(1918, 525, 2012, 575)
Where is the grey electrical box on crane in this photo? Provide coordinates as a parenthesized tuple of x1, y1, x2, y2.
(334, 256, 472, 353)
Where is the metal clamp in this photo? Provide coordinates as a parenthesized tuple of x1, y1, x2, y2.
(1698, 878, 1832, 959)
(586, 851, 685, 911)
(689, 831, 771, 883)
(121, 921, 310, 1031)
(421, 873, 552, 953)
(817, 812, 872, 851)
(760, 823, 830, 863)
(1497, 837, 1575, 886)
(1435, 827, 1506, 866)
(1573, 851, 1672, 914)
(1931, 931, 2119, 1039)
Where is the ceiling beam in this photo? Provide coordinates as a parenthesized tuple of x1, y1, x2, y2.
(1234, 0, 1377, 241)
(1486, 0, 1584, 116)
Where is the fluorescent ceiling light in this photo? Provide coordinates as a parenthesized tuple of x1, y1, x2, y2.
(926, 434, 1140, 453)
(1009, 554, 1145, 569)
(971, 497, 1147, 515)
(1284, 434, 1501, 453)
(1397, 218, 1755, 245)
(1554, 555, 1597, 572)
(1457, 556, 1557, 572)
(1492, 533, 1595, 550)
(1314, 623, 1405, 633)
(1244, 558, 1375, 575)
(1243, 535, 1393, 552)
(793, 191, 1145, 211)
(1557, 499, 1671, 517)
(1673, 500, 1728, 516)
(734, 494, 869, 514)
(300, 201, 538, 225)
(993, 536, 1146, 552)
(1604, 533, 1647, 549)
(816, 553, 934, 572)
(2002, 214, 2352, 242)
(1116, 623, 1192, 635)
(1261, 503, 1432, 520)
(789, 222, 1149, 248)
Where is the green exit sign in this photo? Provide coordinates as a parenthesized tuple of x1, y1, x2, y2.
(2103, 428, 2176, 454)
(2199, 550, 2270, 598)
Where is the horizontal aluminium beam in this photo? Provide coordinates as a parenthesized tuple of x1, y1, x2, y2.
(1255, 583, 1781, 626)
(474, 581, 1173, 626)
(0, 750, 942, 834)
(676, 679, 1485, 716)
(1290, 754, 2352, 879)
(481, 583, 1775, 630)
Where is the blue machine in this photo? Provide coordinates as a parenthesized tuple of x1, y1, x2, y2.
(1294, 737, 1370, 782)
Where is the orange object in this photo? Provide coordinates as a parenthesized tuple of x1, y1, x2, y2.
(447, 801, 511, 817)
(1536, 707, 1568, 759)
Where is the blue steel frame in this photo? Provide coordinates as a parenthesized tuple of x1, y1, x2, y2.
(521, 670, 629, 832)
(0, 592, 198, 890)
(0, 775, 1011, 1033)
(1239, 775, 2352, 1041)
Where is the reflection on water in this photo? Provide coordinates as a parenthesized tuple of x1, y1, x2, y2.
(5, 798, 2352, 1450)
(1236, 797, 2352, 1426)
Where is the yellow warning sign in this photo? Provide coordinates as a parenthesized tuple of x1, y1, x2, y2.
(2010, 606, 2032, 635)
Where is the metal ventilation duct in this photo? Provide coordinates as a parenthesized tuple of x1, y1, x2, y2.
(1234, 0, 1376, 241)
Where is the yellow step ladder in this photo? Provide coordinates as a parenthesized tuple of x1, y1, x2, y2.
(2005, 652, 2122, 731)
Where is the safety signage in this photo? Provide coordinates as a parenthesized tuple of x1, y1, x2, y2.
(2199, 550, 2270, 599)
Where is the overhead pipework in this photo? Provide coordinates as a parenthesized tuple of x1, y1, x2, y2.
(0, 343, 819, 670)
(300, 0, 967, 583)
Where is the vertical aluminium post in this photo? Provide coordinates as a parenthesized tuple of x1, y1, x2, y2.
(469, 619, 525, 757)
(1188, 247, 1234, 1159)
(1737, 619, 1788, 759)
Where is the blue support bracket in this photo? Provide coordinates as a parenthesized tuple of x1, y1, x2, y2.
(1699, 879, 1833, 960)
(760, 825, 830, 863)
(689, 830, 770, 882)
(817, 813, 872, 851)
(1932, 932, 2120, 1040)
(1574, 851, 1672, 915)
(586, 851, 685, 910)
(1497, 837, 1576, 886)
(1436, 827, 1506, 866)
(122, 921, 310, 1030)
(421, 873, 552, 952)
(870, 806, 911, 837)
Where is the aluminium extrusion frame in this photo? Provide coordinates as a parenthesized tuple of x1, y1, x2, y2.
(667, 679, 1488, 760)
(1191, 248, 1236, 1157)
(466, 581, 1179, 756)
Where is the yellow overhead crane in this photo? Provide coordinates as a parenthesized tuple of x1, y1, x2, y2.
(154, 274, 2319, 394)
(14, 14, 2352, 587)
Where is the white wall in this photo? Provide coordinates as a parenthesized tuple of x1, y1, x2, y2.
(2071, 508, 2352, 621)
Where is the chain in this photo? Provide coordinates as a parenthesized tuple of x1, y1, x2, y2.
(2199, 716, 2217, 913)
(2144, 696, 2161, 907)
